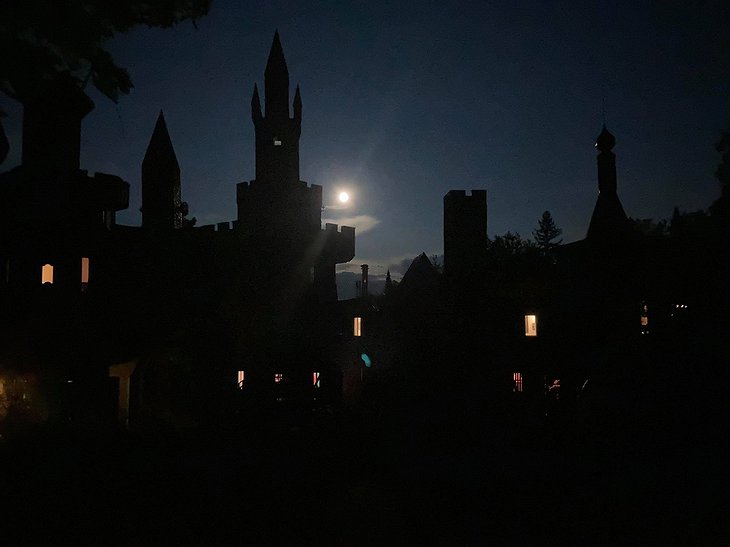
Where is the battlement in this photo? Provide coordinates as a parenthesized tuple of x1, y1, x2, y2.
(321, 223, 355, 264)
(445, 189, 487, 200)
(236, 179, 323, 199)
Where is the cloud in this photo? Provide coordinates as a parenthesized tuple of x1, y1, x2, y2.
(323, 214, 380, 235)
(323, 202, 350, 211)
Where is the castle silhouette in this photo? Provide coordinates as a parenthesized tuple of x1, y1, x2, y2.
(0, 32, 354, 426)
(0, 32, 726, 430)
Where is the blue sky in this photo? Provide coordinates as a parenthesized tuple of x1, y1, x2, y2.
(1, 1, 728, 296)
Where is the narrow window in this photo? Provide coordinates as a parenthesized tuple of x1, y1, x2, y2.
(313, 372, 320, 388)
(41, 264, 54, 285)
(273, 138, 282, 146)
(237, 371, 245, 389)
(274, 373, 283, 384)
(513, 372, 523, 393)
(640, 301, 649, 334)
(81, 257, 90, 291)
(353, 316, 362, 337)
(524, 314, 537, 337)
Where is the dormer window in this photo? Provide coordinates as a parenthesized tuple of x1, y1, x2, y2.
(273, 138, 282, 146)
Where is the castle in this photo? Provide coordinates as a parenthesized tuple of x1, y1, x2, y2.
(0, 33, 355, 426)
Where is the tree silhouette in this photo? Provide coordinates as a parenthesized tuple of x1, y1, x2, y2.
(710, 128, 730, 221)
(0, 0, 211, 103)
(532, 211, 562, 251)
(489, 231, 534, 256)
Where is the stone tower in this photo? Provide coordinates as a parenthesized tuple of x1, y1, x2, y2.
(443, 190, 488, 279)
(237, 31, 321, 238)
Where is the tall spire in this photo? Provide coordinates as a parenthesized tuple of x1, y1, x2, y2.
(249, 32, 301, 187)
(595, 124, 617, 194)
(143, 111, 179, 171)
(142, 111, 182, 229)
(587, 125, 630, 241)
(264, 30, 290, 120)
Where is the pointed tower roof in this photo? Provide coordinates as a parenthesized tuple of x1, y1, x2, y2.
(265, 30, 288, 76)
(399, 253, 441, 297)
(142, 111, 179, 173)
(264, 31, 290, 119)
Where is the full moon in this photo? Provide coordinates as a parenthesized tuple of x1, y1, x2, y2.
(338, 191, 349, 203)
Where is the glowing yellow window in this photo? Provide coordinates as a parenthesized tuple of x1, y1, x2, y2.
(81, 257, 90, 285)
(237, 371, 245, 389)
(524, 314, 537, 337)
(41, 264, 54, 285)
(353, 316, 362, 337)
(640, 302, 648, 326)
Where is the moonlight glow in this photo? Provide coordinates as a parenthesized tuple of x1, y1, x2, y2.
(338, 191, 349, 203)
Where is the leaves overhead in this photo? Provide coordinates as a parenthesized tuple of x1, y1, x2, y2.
(0, 0, 211, 103)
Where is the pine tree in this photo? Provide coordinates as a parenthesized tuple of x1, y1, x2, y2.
(533, 211, 563, 251)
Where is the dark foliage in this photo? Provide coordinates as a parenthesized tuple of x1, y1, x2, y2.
(0, 0, 211, 102)
(532, 210, 562, 251)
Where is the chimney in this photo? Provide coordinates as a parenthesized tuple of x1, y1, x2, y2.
(361, 264, 369, 298)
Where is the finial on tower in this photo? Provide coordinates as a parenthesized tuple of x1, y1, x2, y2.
(595, 124, 616, 152)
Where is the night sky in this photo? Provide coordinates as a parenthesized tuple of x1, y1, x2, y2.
(1, 1, 728, 296)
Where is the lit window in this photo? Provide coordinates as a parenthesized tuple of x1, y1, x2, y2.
(41, 264, 54, 285)
(524, 314, 537, 337)
(640, 301, 649, 333)
(513, 372, 523, 393)
(353, 316, 362, 337)
(312, 372, 320, 388)
(81, 257, 89, 289)
(237, 370, 245, 389)
(274, 373, 283, 384)
(273, 138, 282, 146)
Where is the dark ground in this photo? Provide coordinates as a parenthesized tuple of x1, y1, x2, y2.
(1, 373, 726, 547)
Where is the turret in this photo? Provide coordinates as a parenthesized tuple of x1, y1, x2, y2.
(596, 125, 617, 194)
(587, 125, 630, 241)
(21, 74, 94, 174)
(251, 83, 262, 123)
(142, 111, 183, 230)
(251, 31, 302, 187)
(293, 85, 302, 124)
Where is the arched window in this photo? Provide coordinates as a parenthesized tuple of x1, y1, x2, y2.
(41, 264, 54, 285)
